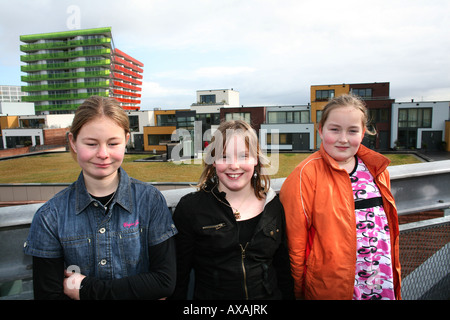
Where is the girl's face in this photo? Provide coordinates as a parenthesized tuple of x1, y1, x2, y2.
(69, 116, 129, 182)
(213, 134, 257, 194)
(319, 105, 365, 166)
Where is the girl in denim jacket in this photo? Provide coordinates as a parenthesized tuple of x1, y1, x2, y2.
(24, 96, 177, 299)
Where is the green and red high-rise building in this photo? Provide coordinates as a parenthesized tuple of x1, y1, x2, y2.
(20, 27, 143, 114)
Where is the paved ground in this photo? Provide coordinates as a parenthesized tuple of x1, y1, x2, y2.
(416, 150, 450, 161)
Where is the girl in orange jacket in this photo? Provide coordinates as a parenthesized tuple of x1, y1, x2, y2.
(280, 94, 401, 300)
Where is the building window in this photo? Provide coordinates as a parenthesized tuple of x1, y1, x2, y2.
(177, 116, 195, 129)
(200, 94, 216, 104)
(267, 111, 309, 124)
(351, 88, 373, 98)
(267, 133, 292, 145)
(128, 115, 139, 132)
(315, 90, 335, 101)
(369, 108, 389, 123)
(398, 108, 432, 128)
(225, 112, 251, 123)
(148, 134, 172, 145)
(316, 110, 323, 123)
(196, 113, 221, 126)
(157, 114, 177, 126)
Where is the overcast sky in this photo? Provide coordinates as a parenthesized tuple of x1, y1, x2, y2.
(1, 0, 449, 110)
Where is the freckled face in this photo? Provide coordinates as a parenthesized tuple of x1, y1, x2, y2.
(319, 106, 365, 166)
(213, 134, 257, 194)
(69, 116, 129, 182)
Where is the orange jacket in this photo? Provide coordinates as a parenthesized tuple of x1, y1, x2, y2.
(280, 145, 401, 300)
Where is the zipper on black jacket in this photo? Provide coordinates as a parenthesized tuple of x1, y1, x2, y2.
(240, 243, 249, 300)
(202, 223, 226, 230)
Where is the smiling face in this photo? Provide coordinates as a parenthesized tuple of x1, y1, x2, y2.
(69, 116, 130, 183)
(319, 105, 365, 167)
(213, 133, 257, 194)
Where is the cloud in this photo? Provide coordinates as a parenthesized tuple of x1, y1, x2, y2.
(2, 0, 450, 107)
(194, 66, 256, 78)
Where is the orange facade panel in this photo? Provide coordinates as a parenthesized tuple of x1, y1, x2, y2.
(113, 81, 142, 92)
(112, 56, 143, 73)
(115, 97, 141, 104)
(112, 64, 143, 79)
(114, 48, 144, 67)
(113, 89, 141, 98)
(112, 72, 142, 85)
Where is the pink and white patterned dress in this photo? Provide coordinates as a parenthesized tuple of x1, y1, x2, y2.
(350, 157, 395, 300)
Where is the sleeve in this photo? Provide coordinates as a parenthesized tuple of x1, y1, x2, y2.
(32, 257, 71, 300)
(24, 203, 63, 259)
(272, 202, 295, 300)
(279, 166, 314, 299)
(169, 196, 196, 299)
(148, 188, 178, 246)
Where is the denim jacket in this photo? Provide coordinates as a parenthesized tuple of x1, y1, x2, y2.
(24, 168, 177, 280)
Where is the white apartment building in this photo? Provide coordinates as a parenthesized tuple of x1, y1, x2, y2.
(192, 89, 240, 110)
(0, 85, 26, 102)
(391, 101, 450, 150)
(126, 110, 155, 150)
(260, 105, 314, 151)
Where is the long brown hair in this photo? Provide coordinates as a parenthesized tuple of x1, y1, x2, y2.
(197, 119, 270, 199)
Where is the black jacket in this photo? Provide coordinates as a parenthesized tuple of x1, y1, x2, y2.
(170, 186, 294, 300)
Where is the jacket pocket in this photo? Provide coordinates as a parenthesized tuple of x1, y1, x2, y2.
(61, 236, 94, 276)
(202, 222, 226, 230)
(263, 223, 280, 241)
(118, 227, 144, 276)
(199, 222, 232, 252)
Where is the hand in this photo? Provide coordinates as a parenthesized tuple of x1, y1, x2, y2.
(63, 269, 86, 300)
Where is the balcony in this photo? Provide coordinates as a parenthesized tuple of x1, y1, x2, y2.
(21, 59, 111, 72)
(113, 81, 141, 92)
(112, 89, 141, 98)
(34, 103, 82, 112)
(20, 48, 111, 62)
(20, 37, 111, 52)
(112, 72, 143, 86)
(21, 70, 111, 83)
(112, 64, 143, 79)
(21, 91, 109, 102)
(112, 56, 143, 74)
(21, 80, 110, 92)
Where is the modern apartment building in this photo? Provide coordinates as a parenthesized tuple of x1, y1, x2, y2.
(310, 82, 394, 149)
(260, 105, 314, 151)
(0, 85, 26, 102)
(20, 27, 143, 114)
(391, 100, 449, 151)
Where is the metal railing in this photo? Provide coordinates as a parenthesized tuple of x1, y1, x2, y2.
(1, 160, 449, 300)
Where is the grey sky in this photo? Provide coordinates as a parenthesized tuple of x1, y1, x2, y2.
(1, 0, 449, 109)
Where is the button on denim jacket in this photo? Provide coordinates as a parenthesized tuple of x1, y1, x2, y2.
(24, 168, 177, 280)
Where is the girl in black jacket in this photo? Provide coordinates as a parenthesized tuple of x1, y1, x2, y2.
(170, 120, 294, 300)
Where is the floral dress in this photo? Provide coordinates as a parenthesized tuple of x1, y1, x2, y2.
(350, 157, 395, 300)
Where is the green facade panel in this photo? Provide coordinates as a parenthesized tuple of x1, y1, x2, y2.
(20, 27, 112, 42)
(21, 59, 111, 72)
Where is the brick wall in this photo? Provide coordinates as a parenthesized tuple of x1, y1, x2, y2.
(0, 146, 31, 158)
(43, 128, 69, 146)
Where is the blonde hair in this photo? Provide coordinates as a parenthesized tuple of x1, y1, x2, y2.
(69, 96, 130, 158)
(319, 94, 376, 136)
(198, 120, 270, 199)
